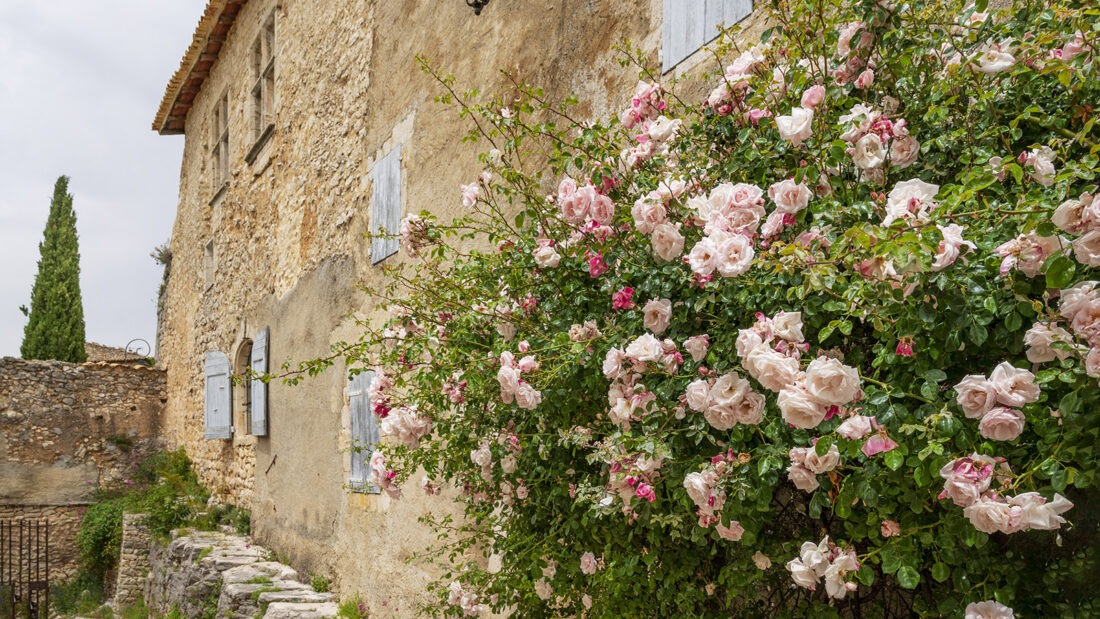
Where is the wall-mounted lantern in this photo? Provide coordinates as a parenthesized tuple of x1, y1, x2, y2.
(466, 0, 490, 15)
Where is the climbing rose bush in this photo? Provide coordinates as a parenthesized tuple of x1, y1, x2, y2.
(311, 0, 1100, 615)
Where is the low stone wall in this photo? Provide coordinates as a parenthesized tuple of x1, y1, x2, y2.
(0, 357, 166, 579)
(113, 514, 152, 607)
(144, 529, 337, 619)
(0, 504, 83, 581)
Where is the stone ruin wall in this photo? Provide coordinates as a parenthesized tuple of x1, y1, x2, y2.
(0, 357, 166, 580)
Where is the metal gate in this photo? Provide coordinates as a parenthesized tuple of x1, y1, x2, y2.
(0, 520, 49, 619)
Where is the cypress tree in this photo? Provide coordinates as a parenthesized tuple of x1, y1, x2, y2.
(20, 176, 87, 362)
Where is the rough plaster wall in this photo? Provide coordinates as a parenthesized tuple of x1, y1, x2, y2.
(0, 357, 165, 578)
(157, 0, 772, 614)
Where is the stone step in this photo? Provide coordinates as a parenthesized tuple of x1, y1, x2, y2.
(262, 601, 339, 619)
(257, 589, 336, 605)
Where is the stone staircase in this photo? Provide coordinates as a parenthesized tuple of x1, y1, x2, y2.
(143, 530, 337, 619)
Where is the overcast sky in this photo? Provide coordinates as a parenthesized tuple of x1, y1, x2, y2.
(0, 1, 206, 358)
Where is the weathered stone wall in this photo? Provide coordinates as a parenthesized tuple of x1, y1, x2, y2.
(114, 514, 152, 607)
(0, 357, 166, 579)
(156, 0, 769, 614)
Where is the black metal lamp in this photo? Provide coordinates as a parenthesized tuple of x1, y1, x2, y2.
(466, 0, 490, 15)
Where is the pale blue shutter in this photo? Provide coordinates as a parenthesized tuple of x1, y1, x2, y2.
(370, 146, 402, 264)
(204, 351, 233, 439)
(348, 370, 379, 493)
(250, 326, 269, 436)
(663, 0, 754, 72)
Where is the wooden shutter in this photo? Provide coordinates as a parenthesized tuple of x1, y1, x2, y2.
(250, 326, 269, 436)
(348, 370, 379, 493)
(663, 0, 753, 72)
(204, 351, 233, 439)
(370, 146, 402, 264)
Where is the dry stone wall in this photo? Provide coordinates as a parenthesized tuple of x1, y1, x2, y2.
(0, 357, 166, 578)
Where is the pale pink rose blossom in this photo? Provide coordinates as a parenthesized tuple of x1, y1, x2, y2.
(939, 454, 995, 507)
(736, 328, 764, 358)
(715, 521, 745, 541)
(779, 384, 829, 429)
(787, 557, 819, 589)
(580, 552, 599, 575)
(531, 239, 561, 268)
(837, 22, 866, 57)
(931, 223, 976, 271)
(460, 182, 480, 208)
(988, 362, 1040, 408)
(642, 298, 673, 334)
(1025, 146, 1056, 186)
(772, 311, 804, 342)
(1052, 192, 1099, 234)
(687, 237, 720, 276)
(514, 382, 542, 410)
(803, 356, 861, 405)
(801, 84, 826, 109)
(733, 391, 766, 425)
(883, 178, 940, 227)
(965, 600, 1015, 619)
(625, 333, 663, 364)
(823, 551, 859, 600)
(1087, 347, 1100, 377)
(978, 406, 1026, 441)
(880, 520, 900, 537)
(1073, 230, 1100, 267)
(955, 375, 998, 418)
(889, 134, 921, 168)
(709, 373, 750, 409)
(803, 443, 841, 474)
(602, 348, 625, 379)
(854, 68, 875, 89)
(787, 463, 820, 492)
(744, 346, 801, 392)
(497, 366, 520, 404)
(714, 233, 756, 278)
(650, 222, 686, 262)
(647, 115, 682, 142)
(1007, 492, 1073, 531)
(631, 194, 667, 234)
(588, 192, 616, 225)
(685, 379, 711, 412)
(1062, 31, 1089, 62)
(963, 495, 1013, 533)
(861, 418, 898, 457)
(776, 107, 814, 147)
(752, 551, 772, 570)
(836, 415, 874, 439)
(974, 43, 1016, 74)
(1024, 322, 1076, 363)
(683, 335, 710, 362)
(768, 179, 813, 214)
(994, 232, 1065, 277)
(380, 406, 432, 449)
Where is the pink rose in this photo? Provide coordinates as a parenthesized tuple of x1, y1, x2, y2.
(768, 179, 812, 214)
(954, 375, 998, 419)
(531, 241, 561, 268)
(964, 600, 1015, 619)
(1024, 322, 1076, 363)
(733, 391, 765, 425)
(931, 223, 976, 271)
(803, 356, 861, 405)
(889, 134, 920, 168)
(612, 287, 635, 310)
(938, 454, 995, 507)
(642, 298, 673, 334)
(803, 443, 841, 474)
(880, 520, 900, 537)
(978, 407, 1026, 441)
(514, 382, 542, 410)
(460, 182, 480, 208)
(787, 463, 820, 492)
(854, 68, 875, 89)
(772, 311, 804, 342)
(589, 193, 615, 225)
(586, 251, 608, 278)
(1088, 347, 1100, 377)
(836, 415, 873, 440)
(687, 237, 720, 276)
(963, 495, 1013, 533)
(1008, 492, 1073, 531)
(683, 335, 710, 362)
(987, 362, 1040, 408)
(736, 328, 764, 358)
(580, 551, 598, 575)
(800, 85, 826, 109)
(778, 384, 828, 429)
(650, 222, 685, 262)
(715, 520, 745, 541)
(714, 233, 755, 278)
(776, 107, 814, 147)
(743, 346, 800, 392)
(685, 379, 711, 412)
(1073, 230, 1100, 267)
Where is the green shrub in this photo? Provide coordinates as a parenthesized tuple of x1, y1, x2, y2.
(310, 574, 330, 593)
(51, 571, 108, 616)
(76, 501, 124, 580)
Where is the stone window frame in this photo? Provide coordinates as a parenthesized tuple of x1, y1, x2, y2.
(211, 92, 230, 201)
(246, 9, 277, 164)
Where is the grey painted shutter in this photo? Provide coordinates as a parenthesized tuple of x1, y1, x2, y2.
(348, 370, 379, 492)
(250, 326, 269, 436)
(204, 351, 233, 439)
(370, 146, 402, 264)
(663, 0, 753, 72)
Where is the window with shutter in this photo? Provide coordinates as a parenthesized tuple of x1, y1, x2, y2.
(250, 326, 269, 436)
(204, 351, 233, 439)
(348, 370, 379, 493)
(370, 146, 402, 264)
(663, 0, 753, 73)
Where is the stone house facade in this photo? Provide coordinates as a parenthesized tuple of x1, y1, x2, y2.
(152, 0, 761, 612)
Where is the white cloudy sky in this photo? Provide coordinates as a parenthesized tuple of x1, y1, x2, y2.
(0, 1, 206, 357)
